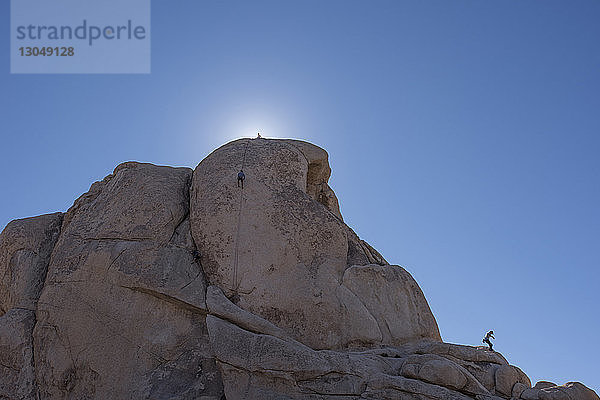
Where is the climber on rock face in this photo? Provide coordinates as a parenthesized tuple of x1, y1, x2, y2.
(237, 170, 245, 189)
(192, 250, 201, 262)
(483, 330, 495, 351)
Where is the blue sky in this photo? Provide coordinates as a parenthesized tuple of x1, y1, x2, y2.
(1, 0, 599, 392)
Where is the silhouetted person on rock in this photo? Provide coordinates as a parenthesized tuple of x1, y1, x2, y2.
(483, 330, 495, 351)
(257, 132, 261, 138)
(237, 170, 245, 189)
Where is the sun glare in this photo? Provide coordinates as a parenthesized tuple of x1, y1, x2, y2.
(229, 117, 286, 140)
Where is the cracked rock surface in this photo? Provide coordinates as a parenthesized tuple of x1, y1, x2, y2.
(0, 139, 597, 400)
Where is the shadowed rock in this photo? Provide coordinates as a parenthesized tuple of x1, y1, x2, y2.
(0, 213, 62, 400)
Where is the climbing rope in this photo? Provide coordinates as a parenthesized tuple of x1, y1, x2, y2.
(232, 139, 250, 295)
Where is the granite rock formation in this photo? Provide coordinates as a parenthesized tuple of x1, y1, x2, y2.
(0, 138, 597, 400)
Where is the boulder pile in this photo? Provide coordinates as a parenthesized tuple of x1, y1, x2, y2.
(1, 138, 597, 400)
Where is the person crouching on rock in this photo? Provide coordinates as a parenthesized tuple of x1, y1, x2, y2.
(483, 330, 495, 351)
(237, 170, 245, 189)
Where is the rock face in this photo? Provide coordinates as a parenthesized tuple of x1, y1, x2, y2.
(0, 213, 62, 400)
(32, 163, 222, 399)
(0, 138, 597, 400)
(190, 139, 439, 350)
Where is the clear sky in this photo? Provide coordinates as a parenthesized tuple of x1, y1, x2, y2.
(1, 0, 599, 393)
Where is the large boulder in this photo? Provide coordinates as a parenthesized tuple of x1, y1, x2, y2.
(519, 382, 600, 400)
(32, 162, 223, 400)
(494, 364, 531, 398)
(342, 264, 440, 346)
(190, 138, 441, 349)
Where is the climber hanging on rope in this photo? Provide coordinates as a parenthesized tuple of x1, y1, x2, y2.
(482, 330, 495, 351)
(192, 249, 201, 263)
(237, 169, 245, 189)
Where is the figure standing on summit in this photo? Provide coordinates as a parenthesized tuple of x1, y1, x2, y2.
(483, 330, 495, 351)
(237, 169, 245, 189)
